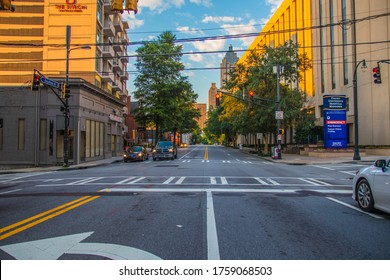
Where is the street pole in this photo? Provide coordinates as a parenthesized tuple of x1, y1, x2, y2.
(352, 59, 366, 161)
(276, 65, 282, 159)
(64, 25, 70, 167)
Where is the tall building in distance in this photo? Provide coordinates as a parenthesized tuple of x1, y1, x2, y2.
(220, 44, 239, 89)
(194, 103, 207, 130)
(208, 82, 218, 110)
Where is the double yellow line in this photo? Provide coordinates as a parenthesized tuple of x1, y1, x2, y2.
(0, 195, 100, 241)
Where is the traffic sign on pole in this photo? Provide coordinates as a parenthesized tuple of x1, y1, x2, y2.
(40, 77, 60, 89)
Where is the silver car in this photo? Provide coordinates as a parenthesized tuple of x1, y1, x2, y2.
(352, 158, 390, 214)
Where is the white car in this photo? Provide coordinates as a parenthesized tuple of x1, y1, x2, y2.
(352, 158, 390, 214)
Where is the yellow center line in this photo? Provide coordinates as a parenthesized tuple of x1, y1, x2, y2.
(204, 146, 209, 160)
(0, 195, 100, 241)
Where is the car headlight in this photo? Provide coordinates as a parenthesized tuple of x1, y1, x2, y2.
(123, 154, 127, 157)
(138, 153, 143, 157)
(169, 148, 173, 152)
(152, 149, 156, 153)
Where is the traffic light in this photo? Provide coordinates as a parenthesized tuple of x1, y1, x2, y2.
(278, 129, 285, 135)
(215, 92, 221, 106)
(111, 0, 123, 12)
(0, 0, 15, 12)
(372, 66, 382, 84)
(31, 71, 41, 91)
(125, 0, 138, 14)
(63, 84, 70, 98)
(249, 90, 254, 102)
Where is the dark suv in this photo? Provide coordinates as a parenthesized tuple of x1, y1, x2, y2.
(152, 141, 177, 160)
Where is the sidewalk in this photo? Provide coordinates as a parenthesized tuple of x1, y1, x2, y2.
(240, 147, 387, 165)
(0, 157, 124, 175)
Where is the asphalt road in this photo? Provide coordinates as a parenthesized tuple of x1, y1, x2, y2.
(1, 145, 389, 260)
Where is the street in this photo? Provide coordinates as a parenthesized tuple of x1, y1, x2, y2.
(1, 145, 389, 260)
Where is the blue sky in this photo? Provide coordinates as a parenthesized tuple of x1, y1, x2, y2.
(122, 0, 283, 106)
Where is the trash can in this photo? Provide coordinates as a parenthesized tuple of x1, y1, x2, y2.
(271, 146, 279, 159)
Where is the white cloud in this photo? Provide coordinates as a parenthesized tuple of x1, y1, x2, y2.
(202, 15, 241, 24)
(188, 52, 203, 62)
(191, 39, 225, 52)
(265, 0, 283, 14)
(139, 0, 185, 13)
(121, 13, 145, 30)
(221, 19, 260, 47)
(189, 0, 212, 8)
(176, 26, 203, 35)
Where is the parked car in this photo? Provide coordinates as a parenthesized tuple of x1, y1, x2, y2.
(123, 146, 148, 162)
(352, 158, 390, 214)
(152, 141, 177, 160)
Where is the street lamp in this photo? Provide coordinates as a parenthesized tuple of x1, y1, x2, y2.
(352, 59, 366, 161)
(64, 25, 91, 167)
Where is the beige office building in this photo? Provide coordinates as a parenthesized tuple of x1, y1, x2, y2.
(311, 0, 390, 148)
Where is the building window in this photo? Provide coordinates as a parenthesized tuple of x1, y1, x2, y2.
(329, 0, 336, 89)
(86, 119, 104, 158)
(342, 0, 349, 85)
(0, 119, 3, 150)
(18, 119, 25, 150)
(40, 119, 47, 151)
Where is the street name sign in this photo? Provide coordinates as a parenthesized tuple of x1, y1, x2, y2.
(40, 77, 60, 89)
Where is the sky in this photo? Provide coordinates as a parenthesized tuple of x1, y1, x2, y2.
(121, 0, 283, 106)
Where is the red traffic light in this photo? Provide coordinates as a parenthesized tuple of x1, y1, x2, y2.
(249, 90, 254, 97)
(372, 66, 381, 84)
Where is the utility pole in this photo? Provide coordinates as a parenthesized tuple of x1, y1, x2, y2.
(64, 25, 71, 167)
(275, 65, 282, 159)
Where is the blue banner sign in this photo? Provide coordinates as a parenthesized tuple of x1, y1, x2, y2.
(323, 95, 347, 148)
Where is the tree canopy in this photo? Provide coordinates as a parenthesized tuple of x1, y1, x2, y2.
(133, 31, 200, 144)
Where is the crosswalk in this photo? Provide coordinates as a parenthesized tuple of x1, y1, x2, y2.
(15, 175, 350, 188)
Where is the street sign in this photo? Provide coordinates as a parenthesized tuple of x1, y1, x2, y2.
(275, 111, 284, 120)
(40, 77, 60, 89)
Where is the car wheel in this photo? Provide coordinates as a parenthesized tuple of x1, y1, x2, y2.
(124, 160, 127, 163)
(356, 179, 375, 212)
(153, 157, 156, 161)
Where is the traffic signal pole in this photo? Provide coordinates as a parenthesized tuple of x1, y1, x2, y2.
(276, 65, 282, 159)
(63, 25, 71, 167)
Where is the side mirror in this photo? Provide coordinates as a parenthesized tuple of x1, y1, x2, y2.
(374, 159, 387, 172)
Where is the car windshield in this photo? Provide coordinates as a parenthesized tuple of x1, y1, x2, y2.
(130, 146, 142, 152)
(157, 141, 173, 147)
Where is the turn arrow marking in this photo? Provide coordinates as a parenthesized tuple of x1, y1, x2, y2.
(0, 232, 162, 260)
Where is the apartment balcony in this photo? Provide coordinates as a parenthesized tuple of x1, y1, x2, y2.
(119, 51, 128, 63)
(112, 37, 122, 52)
(102, 45, 115, 58)
(119, 70, 129, 81)
(112, 58, 122, 72)
(122, 20, 129, 30)
(103, 19, 115, 37)
(113, 17, 124, 33)
(103, 0, 116, 15)
(101, 71, 115, 83)
(111, 81, 121, 93)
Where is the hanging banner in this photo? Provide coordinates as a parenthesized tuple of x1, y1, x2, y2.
(323, 95, 347, 148)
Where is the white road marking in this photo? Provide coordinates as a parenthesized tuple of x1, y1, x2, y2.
(210, 177, 217, 184)
(175, 177, 186, 184)
(128, 177, 146, 184)
(0, 189, 22, 195)
(206, 191, 220, 260)
(254, 177, 267, 185)
(326, 197, 383, 219)
(163, 177, 175, 184)
(306, 178, 331, 186)
(221, 177, 228, 185)
(116, 177, 135, 184)
(266, 178, 280, 185)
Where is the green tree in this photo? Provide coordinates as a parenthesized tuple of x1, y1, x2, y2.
(223, 41, 314, 152)
(133, 31, 198, 144)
